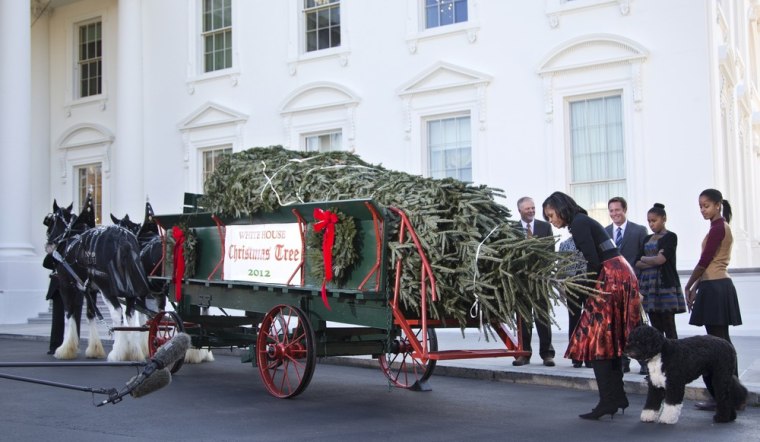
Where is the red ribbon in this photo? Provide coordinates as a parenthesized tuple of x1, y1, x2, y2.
(313, 208, 338, 310)
(172, 226, 186, 302)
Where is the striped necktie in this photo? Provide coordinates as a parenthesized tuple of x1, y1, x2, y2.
(526, 222, 533, 238)
(615, 227, 623, 247)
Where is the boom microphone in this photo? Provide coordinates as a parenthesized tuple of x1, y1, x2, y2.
(98, 333, 190, 406)
(129, 368, 172, 398)
(143, 333, 191, 376)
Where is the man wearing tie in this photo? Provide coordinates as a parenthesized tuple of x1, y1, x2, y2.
(512, 196, 556, 367)
(605, 196, 647, 374)
(605, 197, 647, 271)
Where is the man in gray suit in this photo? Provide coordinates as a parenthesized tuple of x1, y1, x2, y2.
(512, 196, 556, 367)
(605, 196, 647, 374)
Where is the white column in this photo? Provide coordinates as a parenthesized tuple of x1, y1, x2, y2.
(113, 0, 144, 217)
(0, 0, 49, 324)
(0, 0, 34, 257)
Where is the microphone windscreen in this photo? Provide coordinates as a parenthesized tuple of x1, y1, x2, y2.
(130, 368, 172, 398)
(152, 333, 191, 369)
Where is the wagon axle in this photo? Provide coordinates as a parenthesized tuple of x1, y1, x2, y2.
(388, 338, 411, 354)
(265, 342, 306, 360)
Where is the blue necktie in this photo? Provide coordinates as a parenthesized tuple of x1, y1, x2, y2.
(615, 227, 623, 247)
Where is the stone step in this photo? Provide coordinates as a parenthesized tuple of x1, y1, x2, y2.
(27, 297, 114, 324)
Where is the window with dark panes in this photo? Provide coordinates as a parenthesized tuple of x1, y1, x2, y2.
(304, 0, 341, 52)
(78, 20, 102, 98)
(203, 0, 232, 72)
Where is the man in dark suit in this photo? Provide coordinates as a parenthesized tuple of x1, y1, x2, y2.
(43, 249, 81, 355)
(512, 196, 556, 367)
(605, 196, 647, 374)
(605, 196, 647, 272)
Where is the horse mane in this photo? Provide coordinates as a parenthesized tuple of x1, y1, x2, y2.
(71, 194, 96, 234)
(137, 202, 159, 237)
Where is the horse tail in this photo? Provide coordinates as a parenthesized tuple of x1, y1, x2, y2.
(112, 240, 152, 299)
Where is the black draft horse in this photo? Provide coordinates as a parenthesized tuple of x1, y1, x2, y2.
(110, 202, 168, 310)
(43, 200, 102, 358)
(44, 194, 151, 361)
(110, 203, 214, 364)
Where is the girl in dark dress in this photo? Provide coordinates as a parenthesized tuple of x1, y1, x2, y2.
(542, 192, 641, 420)
(634, 203, 686, 339)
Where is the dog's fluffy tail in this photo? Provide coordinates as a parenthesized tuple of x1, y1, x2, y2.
(732, 375, 748, 411)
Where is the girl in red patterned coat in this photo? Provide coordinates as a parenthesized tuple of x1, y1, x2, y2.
(542, 191, 641, 420)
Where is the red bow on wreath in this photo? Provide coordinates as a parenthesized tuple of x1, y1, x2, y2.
(172, 226, 186, 302)
(313, 208, 338, 310)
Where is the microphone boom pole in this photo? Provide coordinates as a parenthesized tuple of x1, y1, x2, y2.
(0, 333, 191, 406)
(0, 371, 117, 397)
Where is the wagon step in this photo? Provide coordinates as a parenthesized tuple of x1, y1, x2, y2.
(426, 349, 530, 361)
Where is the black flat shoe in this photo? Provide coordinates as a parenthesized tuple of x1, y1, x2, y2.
(572, 360, 583, 368)
(46, 350, 55, 355)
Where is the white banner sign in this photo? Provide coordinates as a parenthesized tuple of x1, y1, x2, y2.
(223, 223, 303, 284)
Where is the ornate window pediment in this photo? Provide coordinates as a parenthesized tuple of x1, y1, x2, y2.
(537, 34, 649, 119)
(178, 102, 248, 192)
(538, 33, 648, 75)
(281, 82, 359, 113)
(179, 102, 248, 131)
(58, 123, 114, 150)
(280, 82, 360, 151)
(56, 123, 114, 183)
(398, 61, 491, 96)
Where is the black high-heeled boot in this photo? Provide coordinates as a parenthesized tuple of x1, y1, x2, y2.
(611, 357, 628, 414)
(617, 397, 629, 414)
(579, 359, 620, 420)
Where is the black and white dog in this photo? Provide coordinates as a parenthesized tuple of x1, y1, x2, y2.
(624, 325, 747, 424)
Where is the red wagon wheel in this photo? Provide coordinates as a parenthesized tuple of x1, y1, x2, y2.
(256, 304, 316, 398)
(148, 311, 186, 374)
(378, 327, 437, 389)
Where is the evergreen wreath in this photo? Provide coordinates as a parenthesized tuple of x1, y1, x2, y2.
(306, 209, 359, 286)
(165, 224, 199, 279)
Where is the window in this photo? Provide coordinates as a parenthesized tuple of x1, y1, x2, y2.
(568, 94, 626, 221)
(304, 130, 342, 152)
(203, 0, 232, 72)
(202, 146, 232, 191)
(76, 163, 102, 224)
(304, 0, 341, 52)
(427, 115, 471, 181)
(77, 20, 102, 98)
(425, 0, 468, 29)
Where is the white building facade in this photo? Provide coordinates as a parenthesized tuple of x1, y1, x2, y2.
(1, 0, 759, 323)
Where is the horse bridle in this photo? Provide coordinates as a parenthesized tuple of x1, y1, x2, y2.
(45, 210, 74, 247)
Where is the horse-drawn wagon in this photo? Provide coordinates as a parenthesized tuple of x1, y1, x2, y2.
(148, 195, 532, 398)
